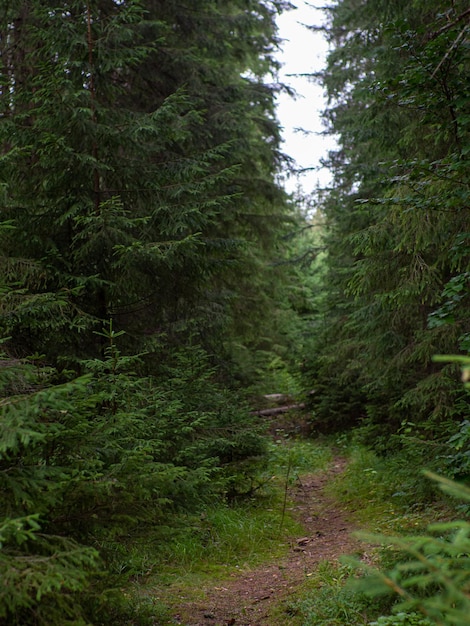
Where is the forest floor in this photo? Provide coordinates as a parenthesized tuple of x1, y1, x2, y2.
(170, 456, 362, 626)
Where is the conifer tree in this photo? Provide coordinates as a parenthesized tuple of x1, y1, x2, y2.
(0, 1, 296, 622)
(306, 0, 470, 453)
(0, 0, 295, 364)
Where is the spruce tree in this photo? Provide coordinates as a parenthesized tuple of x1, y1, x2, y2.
(306, 0, 470, 452)
(0, 1, 296, 622)
(0, 0, 296, 369)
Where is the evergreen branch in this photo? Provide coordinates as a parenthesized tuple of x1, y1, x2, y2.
(431, 7, 470, 39)
(271, 248, 326, 266)
(281, 223, 323, 241)
(431, 25, 469, 79)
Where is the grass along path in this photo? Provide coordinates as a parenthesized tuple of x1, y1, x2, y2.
(171, 456, 360, 625)
(135, 440, 364, 626)
(132, 438, 455, 625)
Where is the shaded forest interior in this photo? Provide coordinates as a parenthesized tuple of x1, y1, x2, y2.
(0, 1, 469, 624)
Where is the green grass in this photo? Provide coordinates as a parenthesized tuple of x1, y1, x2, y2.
(120, 440, 333, 621)
(121, 437, 457, 625)
(327, 442, 453, 534)
(271, 561, 385, 626)
(265, 437, 333, 475)
(158, 502, 302, 575)
(270, 439, 457, 626)
(129, 485, 303, 622)
(154, 440, 333, 578)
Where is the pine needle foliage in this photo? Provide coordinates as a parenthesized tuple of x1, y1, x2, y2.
(305, 0, 470, 450)
(0, 1, 299, 622)
(351, 474, 470, 626)
(0, 353, 102, 625)
(0, 0, 295, 361)
(0, 322, 266, 624)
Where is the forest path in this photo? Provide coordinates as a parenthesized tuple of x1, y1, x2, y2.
(172, 457, 361, 626)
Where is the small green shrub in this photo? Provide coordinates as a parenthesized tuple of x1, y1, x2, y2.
(0, 329, 269, 624)
(0, 516, 100, 626)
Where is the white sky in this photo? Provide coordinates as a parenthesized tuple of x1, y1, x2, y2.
(275, 1, 335, 194)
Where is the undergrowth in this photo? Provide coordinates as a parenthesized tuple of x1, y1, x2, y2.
(275, 561, 385, 626)
(124, 436, 461, 625)
(126, 439, 332, 619)
(272, 437, 460, 626)
(327, 441, 452, 533)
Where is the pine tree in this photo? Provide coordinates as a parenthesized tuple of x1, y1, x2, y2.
(0, 0, 296, 370)
(306, 0, 470, 449)
(0, 1, 297, 622)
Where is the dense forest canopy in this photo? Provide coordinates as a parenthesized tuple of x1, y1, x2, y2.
(1, 0, 470, 623)
(0, 1, 303, 623)
(307, 0, 470, 456)
(0, 0, 297, 363)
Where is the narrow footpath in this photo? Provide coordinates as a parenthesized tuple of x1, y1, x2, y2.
(172, 458, 360, 626)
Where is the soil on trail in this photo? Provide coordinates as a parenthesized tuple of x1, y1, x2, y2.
(173, 458, 360, 626)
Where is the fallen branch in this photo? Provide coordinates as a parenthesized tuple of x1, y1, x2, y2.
(252, 403, 306, 417)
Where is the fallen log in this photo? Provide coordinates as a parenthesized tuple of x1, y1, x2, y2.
(252, 403, 306, 417)
(263, 393, 292, 403)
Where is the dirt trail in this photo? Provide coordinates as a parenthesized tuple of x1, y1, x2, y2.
(172, 458, 360, 626)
